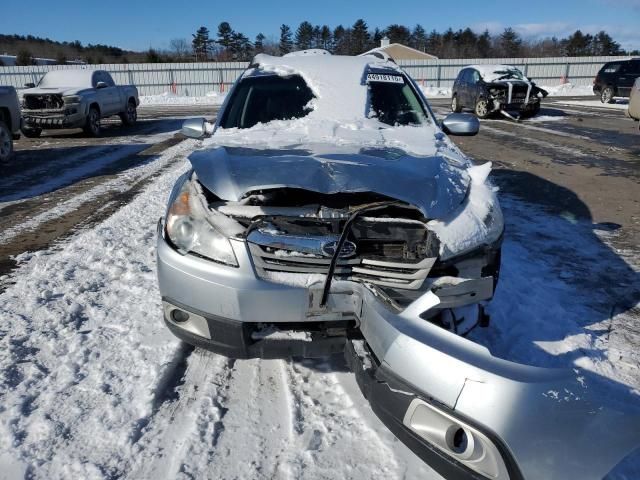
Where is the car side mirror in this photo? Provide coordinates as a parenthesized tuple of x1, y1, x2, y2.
(182, 117, 210, 139)
(441, 113, 480, 136)
(24, 83, 35, 88)
(96, 81, 108, 89)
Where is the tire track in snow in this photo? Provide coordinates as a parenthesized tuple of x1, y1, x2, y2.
(178, 359, 294, 480)
(126, 350, 236, 479)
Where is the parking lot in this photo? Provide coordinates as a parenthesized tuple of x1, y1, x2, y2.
(1, 96, 639, 479)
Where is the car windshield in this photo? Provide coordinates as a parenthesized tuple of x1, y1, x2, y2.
(368, 78, 429, 126)
(493, 68, 526, 80)
(38, 70, 94, 88)
(220, 75, 315, 129)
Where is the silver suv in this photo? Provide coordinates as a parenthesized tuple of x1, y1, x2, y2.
(156, 52, 639, 480)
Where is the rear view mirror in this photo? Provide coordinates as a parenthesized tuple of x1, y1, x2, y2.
(24, 83, 35, 89)
(441, 113, 480, 136)
(182, 118, 208, 139)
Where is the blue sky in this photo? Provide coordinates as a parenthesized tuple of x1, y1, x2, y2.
(4, 0, 640, 52)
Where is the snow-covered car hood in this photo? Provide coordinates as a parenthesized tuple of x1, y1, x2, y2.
(189, 144, 469, 219)
(22, 87, 90, 96)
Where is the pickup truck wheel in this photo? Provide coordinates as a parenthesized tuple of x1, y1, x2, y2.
(600, 87, 615, 104)
(0, 121, 13, 162)
(21, 126, 42, 138)
(83, 107, 101, 137)
(451, 95, 462, 113)
(120, 100, 137, 126)
(474, 98, 490, 118)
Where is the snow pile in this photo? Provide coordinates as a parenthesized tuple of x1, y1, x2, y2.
(543, 83, 595, 97)
(140, 91, 227, 106)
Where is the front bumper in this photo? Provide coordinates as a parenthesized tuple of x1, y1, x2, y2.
(22, 106, 86, 129)
(157, 221, 640, 479)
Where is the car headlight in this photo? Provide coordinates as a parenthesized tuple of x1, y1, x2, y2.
(63, 95, 81, 104)
(165, 177, 238, 267)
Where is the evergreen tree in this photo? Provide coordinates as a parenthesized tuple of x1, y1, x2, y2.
(332, 25, 349, 54)
(295, 21, 314, 50)
(192, 26, 213, 61)
(230, 32, 252, 61)
(254, 33, 265, 53)
(16, 49, 33, 66)
(411, 25, 427, 51)
(55, 50, 67, 65)
(320, 25, 332, 50)
(477, 30, 493, 57)
(385, 24, 411, 46)
(351, 19, 370, 54)
(217, 22, 235, 50)
(499, 28, 522, 57)
(279, 24, 293, 55)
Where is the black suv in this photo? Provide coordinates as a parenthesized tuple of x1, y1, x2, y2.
(451, 65, 547, 119)
(593, 59, 640, 103)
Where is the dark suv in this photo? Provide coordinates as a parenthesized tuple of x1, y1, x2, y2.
(593, 59, 640, 103)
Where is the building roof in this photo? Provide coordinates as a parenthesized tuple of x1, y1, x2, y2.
(362, 43, 438, 61)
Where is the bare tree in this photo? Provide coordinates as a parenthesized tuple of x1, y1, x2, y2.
(169, 38, 190, 59)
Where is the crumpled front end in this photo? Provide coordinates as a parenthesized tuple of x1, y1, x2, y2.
(485, 80, 548, 119)
(22, 93, 87, 129)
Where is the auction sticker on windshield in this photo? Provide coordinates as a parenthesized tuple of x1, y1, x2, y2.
(366, 73, 404, 84)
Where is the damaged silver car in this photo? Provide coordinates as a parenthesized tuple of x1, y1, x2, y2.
(156, 51, 639, 480)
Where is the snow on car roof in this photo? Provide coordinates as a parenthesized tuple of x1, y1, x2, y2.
(247, 53, 402, 121)
(38, 69, 96, 88)
(469, 64, 524, 82)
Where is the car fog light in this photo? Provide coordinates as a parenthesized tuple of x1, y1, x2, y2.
(171, 309, 190, 323)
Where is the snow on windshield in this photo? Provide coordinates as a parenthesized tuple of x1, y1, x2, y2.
(472, 64, 527, 82)
(38, 70, 95, 88)
(208, 54, 445, 158)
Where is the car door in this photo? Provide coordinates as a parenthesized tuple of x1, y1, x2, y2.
(617, 62, 635, 97)
(454, 69, 469, 107)
(95, 71, 119, 115)
(348, 288, 640, 480)
(468, 68, 482, 105)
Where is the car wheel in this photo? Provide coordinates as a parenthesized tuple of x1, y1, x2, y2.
(451, 95, 462, 113)
(0, 121, 13, 162)
(21, 126, 42, 138)
(83, 106, 101, 137)
(120, 100, 137, 126)
(600, 87, 615, 104)
(474, 98, 490, 118)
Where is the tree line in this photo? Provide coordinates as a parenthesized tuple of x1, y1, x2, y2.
(1, 22, 636, 66)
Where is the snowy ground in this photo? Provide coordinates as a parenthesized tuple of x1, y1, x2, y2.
(554, 99, 630, 110)
(1, 133, 639, 478)
(139, 92, 227, 106)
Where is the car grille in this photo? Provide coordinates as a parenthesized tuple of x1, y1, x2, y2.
(248, 243, 436, 290)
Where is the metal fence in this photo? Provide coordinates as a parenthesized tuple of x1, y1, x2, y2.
(0, 56, 631, 96)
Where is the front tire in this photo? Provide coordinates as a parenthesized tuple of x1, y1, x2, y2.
(0, 121, 13, 162)
(83, 106, 101, 137)
(600, 87, 615, 104)
(451, 95, 462, 113)
(474, 98, 490, 119)
(120, 100, 137, 126)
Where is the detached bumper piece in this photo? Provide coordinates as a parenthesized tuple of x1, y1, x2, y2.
(345, 340, 520, 480)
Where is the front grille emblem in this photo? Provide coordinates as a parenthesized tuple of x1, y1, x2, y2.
(321, 240, 357, 258)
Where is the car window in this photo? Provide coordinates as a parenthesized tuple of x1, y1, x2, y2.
(220, 75, 315, 129)
(101, 72, 116, 87)
(368, 77, 428, 126)
(628, 61, 640, 75)
(470, 70, 481, 84)
(602, 63, 621, 74)
(458, 69, 469, 83)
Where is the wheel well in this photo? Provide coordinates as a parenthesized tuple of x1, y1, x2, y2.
(89, 103, 100, 114)
(0, 108, 10, 131)
(128, 97, 136, 105)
